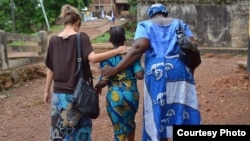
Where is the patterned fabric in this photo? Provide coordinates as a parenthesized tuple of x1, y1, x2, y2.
(50, 93, 92, 141)
(147, 3, 168, 18)
(134, 18, 201, 140)
(99, 55, 143, 141)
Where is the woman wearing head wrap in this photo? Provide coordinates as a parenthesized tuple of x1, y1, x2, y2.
(44, 4, 128, 141)
(101, 3, 201, 141)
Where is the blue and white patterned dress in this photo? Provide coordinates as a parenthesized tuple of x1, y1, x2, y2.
(134, 18, 201, 140)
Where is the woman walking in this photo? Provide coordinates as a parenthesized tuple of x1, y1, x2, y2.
(43, 4, 128, 141)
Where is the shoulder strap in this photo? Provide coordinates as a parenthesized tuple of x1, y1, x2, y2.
(75, 32, 83, 77)
(178, 19, 184, 33)
(75, 32, 94, 87)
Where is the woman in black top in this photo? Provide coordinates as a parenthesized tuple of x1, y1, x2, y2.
(44, 4, 128, 141)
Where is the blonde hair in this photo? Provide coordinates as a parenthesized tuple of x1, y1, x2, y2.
(59, 4, 81, 26)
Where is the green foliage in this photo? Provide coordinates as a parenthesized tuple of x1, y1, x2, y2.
(82, 0, 92, 7)
(124, 21, 137, 32)
(0, 0, 15, 32)
(50, 25, 63, 32)
(127, 0, 137, 19)
(8, 40, 24, 46)
(42, 0, 81, 25)
(1, 90, 12, 98)
(0, 0, 90, 34)
(125, 30, 135, 40)
(14, 0, 40, 33)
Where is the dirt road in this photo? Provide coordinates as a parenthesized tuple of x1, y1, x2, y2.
(0, 54, 249, 141)
(1, 18, 250, 141)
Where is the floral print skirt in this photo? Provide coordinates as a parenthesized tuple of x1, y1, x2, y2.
(106, 88, 139, 141)
(50, 93, 92, 141)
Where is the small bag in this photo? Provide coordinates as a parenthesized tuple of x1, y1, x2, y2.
(176, 19, 201, 73)
(72, 77, 100, 119)
(72, 32, 100, 119)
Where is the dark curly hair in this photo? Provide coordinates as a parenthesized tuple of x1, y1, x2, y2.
(109, 26, 126, 48)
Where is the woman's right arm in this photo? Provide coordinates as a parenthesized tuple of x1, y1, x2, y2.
(88, 46, 128, 63)
(101, 38, 149, 77)
(44, 68, 53, 104)
(135, 70, 144, 80)
(80, 32, 128, 63)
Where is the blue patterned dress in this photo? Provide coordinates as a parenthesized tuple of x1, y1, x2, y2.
(51, 93, 92, 141)
(134, 18, 201, 140)
(99, 55, 143, 141)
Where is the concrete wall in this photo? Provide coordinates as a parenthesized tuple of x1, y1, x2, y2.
(137, 0, 249, 48)
(0, 30, 47, 70)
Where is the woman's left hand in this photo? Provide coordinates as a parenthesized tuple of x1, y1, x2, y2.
(96, 88, 102, 95)
(101, 66, 118, 77)
(117, 46, 130, 55)
(44, 91, 51, 104)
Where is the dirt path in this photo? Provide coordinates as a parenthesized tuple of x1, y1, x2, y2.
(0, 54, 249, 141)
(0, 19, 250, 141)
(80, 18, 129, 40)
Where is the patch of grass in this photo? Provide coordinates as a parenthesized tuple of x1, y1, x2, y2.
(1, 90, 12, 98)
(7, 25, 63, 46)
(50, 25, 63, 32)
(8, 40, 24, 46)
(125, 30, 134, 40)
(125, 21, 137, 32)
(91, 21, 136, 43)
(91, 32, 110, 43)
(91, 30, 135, 43)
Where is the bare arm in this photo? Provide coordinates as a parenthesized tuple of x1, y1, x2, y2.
(44, 68, 53, 104)
(94, 80, 108, 95)
(101, 38, 149, 77)
(95, 80, 108, 89)
(135, 70, 144, 80)
(88, 46, 128, 63)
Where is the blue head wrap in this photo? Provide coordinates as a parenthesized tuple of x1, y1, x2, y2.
(147, 3, 168, 18)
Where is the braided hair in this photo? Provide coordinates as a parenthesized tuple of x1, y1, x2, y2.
(109, 26, 126, 48)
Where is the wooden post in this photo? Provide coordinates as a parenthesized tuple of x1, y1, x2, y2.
(247, 3, 250, 74)
(38, 31, 47, 56)
(0, 30, 9, 70)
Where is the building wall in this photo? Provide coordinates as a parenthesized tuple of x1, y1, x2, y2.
(89, 0, 113, 11)
(137, 0, 249, 48)
(89, 0, 129, 18)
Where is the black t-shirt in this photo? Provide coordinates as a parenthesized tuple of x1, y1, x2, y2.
(45, 32, 93, 94)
